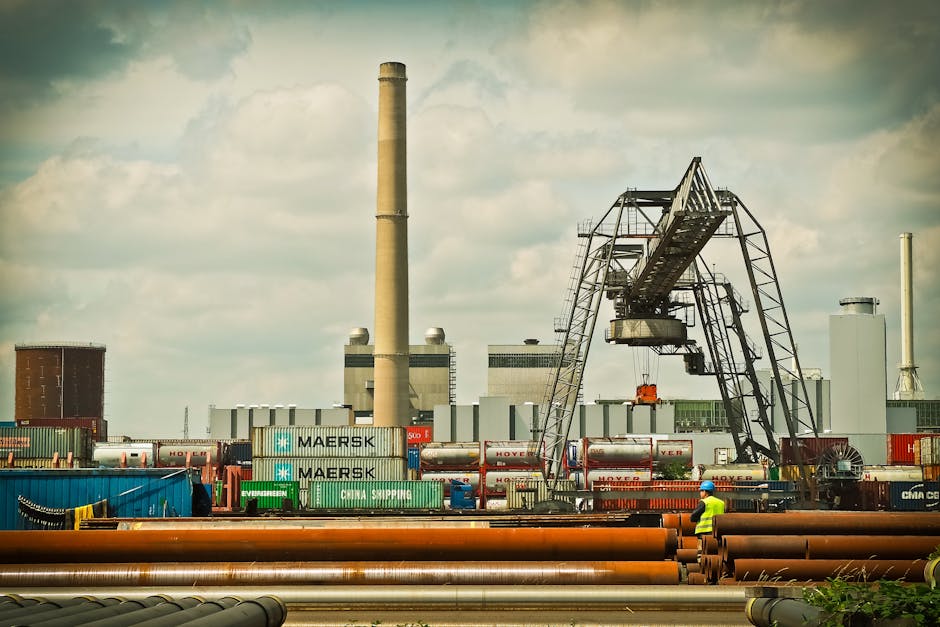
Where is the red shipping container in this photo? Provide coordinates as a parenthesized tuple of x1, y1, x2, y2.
(15, 417, 108, 442)
(887, 434, 927, 465)
(779, 437, 849, 465)
(406, 425, 433, 445)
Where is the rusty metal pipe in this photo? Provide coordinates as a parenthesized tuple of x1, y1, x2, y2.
(714, 512, 940, 536)
(745, 597, 826, 627)
(731, 559, 927, 582)
(722, 536, 807, 560)
(0, 561, 680, 586)
(676, 549, 699, 564)
(806, 536, 940, 560)
(0, 527, 675, 563)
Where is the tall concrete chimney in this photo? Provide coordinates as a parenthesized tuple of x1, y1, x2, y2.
(894, 232, 925, 400)
(373, 61, 410, 427)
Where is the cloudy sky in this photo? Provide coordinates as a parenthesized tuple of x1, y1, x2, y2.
(1, 1, 938, 438)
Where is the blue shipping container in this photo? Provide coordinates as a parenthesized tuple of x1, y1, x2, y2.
(889, 481, 939, 511)
(0, 468, 196, 529)
(407, 447, 420, 471)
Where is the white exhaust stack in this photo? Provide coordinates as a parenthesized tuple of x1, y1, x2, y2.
(372, 62, 411, 427)
(893, 232, 925, 400)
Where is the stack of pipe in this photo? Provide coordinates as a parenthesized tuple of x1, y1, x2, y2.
(696, 512, 940, 583)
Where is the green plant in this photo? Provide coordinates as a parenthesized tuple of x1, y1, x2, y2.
(657, 462, 691, 480)
(804, 577, 940, 626)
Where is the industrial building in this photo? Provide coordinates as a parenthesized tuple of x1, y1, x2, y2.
(14, 343, 106, 422)
(486, 339, 560, 404)
(829, 297, 888, 434)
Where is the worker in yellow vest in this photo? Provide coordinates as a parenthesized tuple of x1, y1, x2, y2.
(690, 480, 725, 545)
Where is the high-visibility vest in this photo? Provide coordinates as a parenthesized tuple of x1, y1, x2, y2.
(694, 495, 725, 535)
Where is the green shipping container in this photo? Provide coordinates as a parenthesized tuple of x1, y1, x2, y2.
(307, 480, 443, 510)
(239, 481, 299, 509)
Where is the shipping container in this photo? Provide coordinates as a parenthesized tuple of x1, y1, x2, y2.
(16, 417, 108, 442)
(420, 442, 480, 469)
(418, 470, 480, 495)
(779, 437, 849, 465)
(0, 427, 93, 461)
(505, 478, 576, 510)
(252, 456, 408, 487)
(306, 480, 443, 510)
(887, 434, 928, 465)
(251, 426, 407, 458)
(155, 440, 223, 468)
(482, 470, 545, 496)
(239, 480, 300, 509)
(93, 442, 156, 468)
(405, 425, 433, 445)
(694, 464, 766, 482)
(0, 457, 93, 469)
(924, 465, 940, 482)
(568, 468, 653, 490)
(482, 441, 543, 469)
(0, 468, 195, 529)
(777, 465, 815, 481)
(889, 481, 940, 511)
(653, 440, 693, 469)
(580, 437, 653, 469)
(860, 465, 923, 482)
(843, 481, 891, 511)
(915, 436, 940, 465)
(407, 447, 420, 470)
(224, 440, 252, 466)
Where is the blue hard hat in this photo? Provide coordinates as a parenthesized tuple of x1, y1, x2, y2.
(700, 480, 715, 492)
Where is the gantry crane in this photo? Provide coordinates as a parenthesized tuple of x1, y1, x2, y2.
(536, 158, 818, 499)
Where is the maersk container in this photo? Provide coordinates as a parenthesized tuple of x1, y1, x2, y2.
(93, 442, 156, 468)
(420, 442, 480, 469)
(419, 470, 480, 495)
(251, 426, 407, 458)
(482, 441, 543, 469)
(889, 481, 940, 511)
(252, 456, 408, 487)
(581, 437, 653, 469)
(694, 464, 766, 482)
(861, 465, 923, 482)
(568, 468, 652, 490)
(239, 480, 299, 509)
(0, 427, 93, 460)
(155, 440, 223, 468)
(306, 480, 443, 510)
(653, 440, 693, 469)
(0, 468, 195, 529)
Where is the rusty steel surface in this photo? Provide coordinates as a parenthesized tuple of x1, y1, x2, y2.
(806, 535, 940, 560)
(731, 558, 927, 582)
(714, 512, 940, 536)
(722, 536, 807, 560)
(0, 561, 679, 586)
(0, 527, 674, 563)
(676, 548, 699, 563)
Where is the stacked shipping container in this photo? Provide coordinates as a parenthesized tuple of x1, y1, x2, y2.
(480, 440, 545, 509)
(0, 427, 93, 468)
(419, 442, 480, 501)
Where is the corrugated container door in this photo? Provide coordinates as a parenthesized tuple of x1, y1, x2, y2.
(239, 481, 299, 509)
(887, 434, 923, 465)
(306, 480, 443, 510)
(251, 426, 407, 458)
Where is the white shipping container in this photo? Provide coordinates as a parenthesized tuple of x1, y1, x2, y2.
(420, 470, 481, 495)
(693, 464, 766, 482)
(860, 465, 924, 482)
(252, 456, 408, 487)
(251, 426, 407, 458)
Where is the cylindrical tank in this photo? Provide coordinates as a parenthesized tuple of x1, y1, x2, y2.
(482, 441, 543, 469)
(93, 442, 156, 468)
(483, 470, 546, 496)
(860, 465, 924, 482)
(693, 464, 766, 482)
(581, 437, 653, 468)
(424, 328, 445, 345)
(569, 468, 653, 489)
(156, 441, 223, 468)
(653, 440, 693, 468)
(14, 343, 106, 422)
(348, 328, 370, 345)
(420, 442, 480, 469)
(418, 471, 480, 495)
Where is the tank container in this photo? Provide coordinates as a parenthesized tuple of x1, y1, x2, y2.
(420, 442, 480, 469)
(889, 481, 939, 511)
(482, 470, 545, 496)
(306, 480, 443, 510)
(694, 464, 766, 482)
(93, 442, 156, 468)
(0, 427, 93, 461)
(418, 470, 480, 495)
(251, 426, 407, 458)
(581, 437, 653, 469)
(482, 440, 543, 469)
(653, 439, 693, 469)
(568, 468, 652, 490)
(239, 480, 300, 509)
(860, 465, 924, 482)
(252, 456, 407, 487)
(155, 441, 222, 468)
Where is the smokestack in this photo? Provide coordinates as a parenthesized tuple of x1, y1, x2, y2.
(894, 232, 925, 400)
(373, 62, 411, 427)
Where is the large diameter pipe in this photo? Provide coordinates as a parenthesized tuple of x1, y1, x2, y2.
(714, 512, 940, 536)
(722, 536, 807, 561)
(29, 596, 168, 627)
(373, 60, 410, 428)
(126, 597, 241, 627)
(0, 527, 674, 563)
(78, 597, 204, 627)
(732, 559, 926, 582)
(746, 597, 826, 627)
(0, 586, 747, 609)
(806, 536, 940, 560)
(0, 561, 680, 586)
(177, 597, 287, 627)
